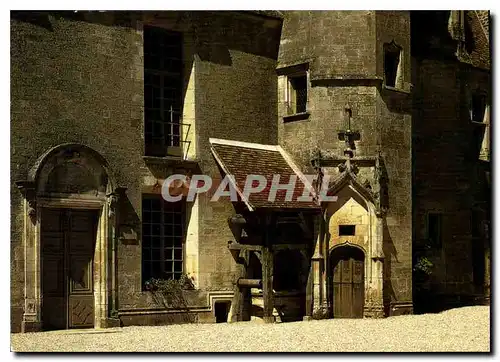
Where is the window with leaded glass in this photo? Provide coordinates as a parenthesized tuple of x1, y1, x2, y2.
(142, 195, 185, 282)
(143, 25, 183, 157)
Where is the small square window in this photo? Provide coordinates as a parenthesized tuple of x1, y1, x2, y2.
(287, 74, 308, 114)
(384, 42, 402, 88)
(339, 225, 356, 236)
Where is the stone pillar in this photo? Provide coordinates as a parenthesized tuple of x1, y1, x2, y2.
(304, 260, 313, 321)
(17, 181, 42, 333)
(93, 189, 125, 329)
(364, 214, 385, 318)
(307, 210, 328, 319)
(311, 255, 326, 318)
(104, 188, 125, 328)
(94, 202, 109, 329)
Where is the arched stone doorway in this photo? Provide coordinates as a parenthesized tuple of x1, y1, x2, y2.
(16, 144, 125, 332)
(324, 183, 378, 319)
(308, 171, 386, 319)
(329, 245, 365, 318)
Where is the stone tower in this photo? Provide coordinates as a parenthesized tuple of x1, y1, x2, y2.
(277, 11, 413, 317)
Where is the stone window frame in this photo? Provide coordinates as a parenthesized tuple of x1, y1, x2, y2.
(286, 72, 308, 114)
(469, 90, 488, 124)
(468, 88, 490, 161)
(339, 224, 356, 236)
(143, 24, 184, 158)
(278, 62, 311, 122)
(383, 41, 404, 91)
(141, 194, 186, 284)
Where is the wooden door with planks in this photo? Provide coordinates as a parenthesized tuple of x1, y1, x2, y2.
(331, 247, 364, 318)
(41, 209, 97, 330)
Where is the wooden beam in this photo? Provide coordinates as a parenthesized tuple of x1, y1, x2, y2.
(228, 242, 263, 252)
(253, 250, 262, 264)
(272, 244, 308, 252)
(261, 245, 275, 323)
(237, 278, 262, 288)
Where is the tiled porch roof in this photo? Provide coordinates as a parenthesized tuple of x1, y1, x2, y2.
(209, 138, 320, 211)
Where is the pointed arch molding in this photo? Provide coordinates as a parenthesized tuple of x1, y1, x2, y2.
(384, 39, 402, 52)
(314, 167, 386, 318)
(15, 143, 124, 332)
(330, 240, 367, 256)
(327, 170, 375, 206)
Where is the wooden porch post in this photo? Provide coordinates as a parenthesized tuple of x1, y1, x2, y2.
(261, 213, 275, 323)
(261, 246, 275, 323)
(230, 249, 250, 322)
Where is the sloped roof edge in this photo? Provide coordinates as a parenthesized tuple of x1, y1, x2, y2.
(209, 138, 320, 210)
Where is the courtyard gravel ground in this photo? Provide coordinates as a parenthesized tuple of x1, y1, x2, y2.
(11, 306, 490, 352)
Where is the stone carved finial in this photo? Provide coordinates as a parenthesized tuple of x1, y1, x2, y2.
(337, 105, 361, 172)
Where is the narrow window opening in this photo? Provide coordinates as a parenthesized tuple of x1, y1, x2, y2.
(384, 42, 401, 88)
(470, 93, 486, 123)
(427, 213, 442, 249)
(143, 25, 183, 157)
(339, 225, 356, 236)
(287, 74, 307, 114)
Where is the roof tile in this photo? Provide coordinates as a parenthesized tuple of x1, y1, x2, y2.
(210, 141, 319, 210)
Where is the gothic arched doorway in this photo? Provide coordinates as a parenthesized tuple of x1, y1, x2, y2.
(329, 245, 365, 318)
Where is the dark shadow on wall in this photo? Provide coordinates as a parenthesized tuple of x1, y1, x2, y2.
(117, 196, 141, 247)
(196, 43, 232, 66)
(11, 10, 282, 61)
(410, 11, 456, 60)
(11, 10, 136, 30)
(379, 85, 412, 115)
(191, 11, 282, 61)
(382, 217, 398, 317)
(379, 155, 390, 212)
(10, 11, 55, 31)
